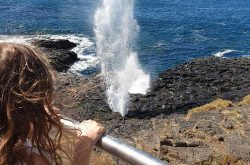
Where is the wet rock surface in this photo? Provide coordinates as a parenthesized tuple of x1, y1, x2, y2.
(55, 57, 250, 165)
(128, 57, 250, 119)
(33, 39, 79, 72)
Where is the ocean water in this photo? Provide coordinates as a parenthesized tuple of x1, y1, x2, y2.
(0, 0, 249, 78)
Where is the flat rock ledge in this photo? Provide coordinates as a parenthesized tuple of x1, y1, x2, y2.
(55, 57, 250, 165)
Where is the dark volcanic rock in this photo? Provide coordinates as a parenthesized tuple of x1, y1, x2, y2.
(33, 39, 79, 72)
(43, 49, 78, 72)
(35, 39, 77, 49)
(55, 73, 151, 138)
(56, 57, 250, 165)
(56, 57, 250, 127)
(128, 57, 250, 118)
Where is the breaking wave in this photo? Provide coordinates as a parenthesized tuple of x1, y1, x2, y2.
(213, 49, 236, 57)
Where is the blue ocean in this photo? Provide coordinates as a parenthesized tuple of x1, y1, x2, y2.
(0, 0, 249, 78)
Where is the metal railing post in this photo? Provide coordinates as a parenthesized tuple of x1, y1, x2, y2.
(60, 118, 169, 165)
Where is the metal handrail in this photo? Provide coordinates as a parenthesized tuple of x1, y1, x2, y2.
(60, 118, 169, 165)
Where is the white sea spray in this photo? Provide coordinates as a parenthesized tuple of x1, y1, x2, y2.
(94, 0, 150, 116)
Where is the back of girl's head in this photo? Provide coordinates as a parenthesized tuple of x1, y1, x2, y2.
(0, 43, 64, 164)
(0, 43, 55, 108)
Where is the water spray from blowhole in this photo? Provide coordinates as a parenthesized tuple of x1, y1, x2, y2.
(94, 0, 150, 117)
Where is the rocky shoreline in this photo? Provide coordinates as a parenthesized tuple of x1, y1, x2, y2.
(36, 39, 250, 165)
(33, 39, 79, 72)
